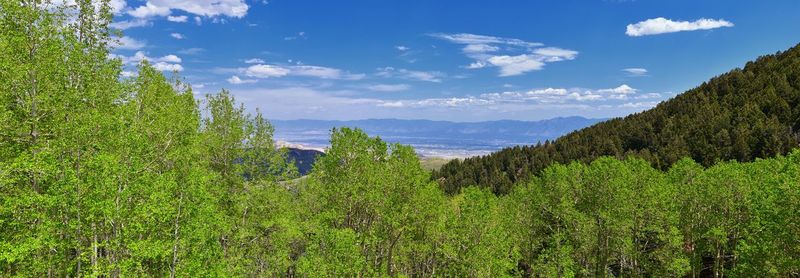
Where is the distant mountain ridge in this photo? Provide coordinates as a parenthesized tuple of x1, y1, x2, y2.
(434, 43, 800, 195)
(273, 117, 604, 158)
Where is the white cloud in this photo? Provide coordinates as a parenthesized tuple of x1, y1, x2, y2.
(242, 63, 364, 80)
(167, 15, 188, 22)
(376, 67, 444, 82)
(109, 18, 151, 30)
(466, 61, 488, 69)
(227, 75, 258, 84)
(128, 2, 171, 18)
(486, 55, 545, 77)
(596, 84, 637, 94)
(112, 51, 183, 72)
(244, 58, 265, 64)
(366, 84, 411, 92)
(159, 55, 182, 63)
(396, 46, 410, 51)
(431, 33, 578, 76)
(619, 101, 660, 109)
(623, 68, 648, 76)
(111, 36, 147, 50)
(635, 93, 663, 99)
(152, 62, 184, 72)
(170, 33, 185, 40)
(128, 0, 248, 19)
(379, 101, 405, 108)
(245, 64, 291, 78)
(626, 17, 734, 36)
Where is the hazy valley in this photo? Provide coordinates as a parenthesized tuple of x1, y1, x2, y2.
(274, 117, 603, 158)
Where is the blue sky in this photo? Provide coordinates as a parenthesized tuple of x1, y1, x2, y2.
(108, 0, 800, 122)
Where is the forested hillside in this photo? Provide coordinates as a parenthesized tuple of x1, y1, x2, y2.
(434, 43, 800, 195)
(2, 1, 800, 277)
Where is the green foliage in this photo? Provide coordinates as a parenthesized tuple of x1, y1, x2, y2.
(299, 127, 448, 276)
(441, 187, 518, 277)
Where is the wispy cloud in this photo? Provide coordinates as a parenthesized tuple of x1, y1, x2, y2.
(429, 33, 543, 48)
(635, 93, 663, 99)
(226, 84, 664, 121)
(109, 18, 151, 30)
(394, 45, 421, 63)
(382, 84, 643, 108)
(622, 68, 648, 77)
(626, 17, 734, 36)
(242, 63, 365, 80)
(177, 48, 205, 55)
(376, 67, 445, 82)
(366, 84, 411, 92)
(170, 33, 185, 40)
(284, 31, 307, 41)
(244, 58, 265, 64)
(430, 33, 577, 76)
(619, 101, 660, 108)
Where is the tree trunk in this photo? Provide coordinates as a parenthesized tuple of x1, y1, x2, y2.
(386, 230, 403, 277)
(170, 191, 184, 278)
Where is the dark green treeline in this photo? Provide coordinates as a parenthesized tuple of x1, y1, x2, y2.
(2, 1, 799, 277)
